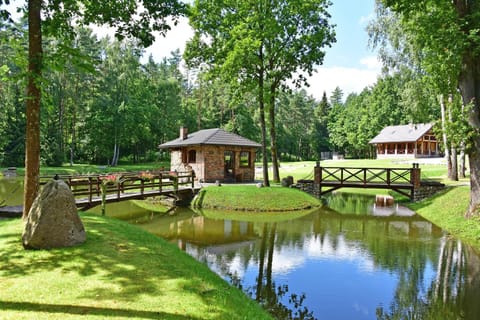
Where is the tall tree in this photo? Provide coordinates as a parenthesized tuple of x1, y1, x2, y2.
(1, 0, 185, 218)
(379, 0, 480, 217)
(185, 0, 335, 185)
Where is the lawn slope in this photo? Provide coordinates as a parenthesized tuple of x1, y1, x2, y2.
(0, 214, 272, 320)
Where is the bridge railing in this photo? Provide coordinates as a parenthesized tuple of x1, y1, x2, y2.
(314, 164, 421, 199)
(40, 171, 195, 203)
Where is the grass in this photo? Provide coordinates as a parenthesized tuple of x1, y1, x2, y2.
(0, 213, 273, 320)
(407, 186, 480, 248)
(192, 185, 322, 211)
(2, 157, 479, 319)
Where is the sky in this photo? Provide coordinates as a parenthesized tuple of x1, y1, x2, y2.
(2, 0, 381, 101)
(139, 0, 382, 100)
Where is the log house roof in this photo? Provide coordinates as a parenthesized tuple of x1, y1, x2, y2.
(369, 123, 434, 144)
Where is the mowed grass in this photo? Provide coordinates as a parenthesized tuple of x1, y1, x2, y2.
(193, 185, 322, 211)
(408, 186, 480, 247)
(0, 214, 273, 320)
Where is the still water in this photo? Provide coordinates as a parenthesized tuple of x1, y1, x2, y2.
(95, 194, 480, 320)
(2, 176, 479, 319)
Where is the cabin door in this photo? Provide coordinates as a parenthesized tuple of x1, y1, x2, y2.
(224, 151, 235, 180)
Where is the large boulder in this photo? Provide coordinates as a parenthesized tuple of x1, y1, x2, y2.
(22, 180, 86, 249)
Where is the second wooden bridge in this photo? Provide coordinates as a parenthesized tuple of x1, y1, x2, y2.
(297, 163, 421, 200)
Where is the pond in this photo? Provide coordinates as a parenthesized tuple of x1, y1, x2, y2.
(2, 177, 480, 319)
(93, 193, 480, 320)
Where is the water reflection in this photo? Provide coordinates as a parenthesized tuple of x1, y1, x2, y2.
(102, 194, 480, 320)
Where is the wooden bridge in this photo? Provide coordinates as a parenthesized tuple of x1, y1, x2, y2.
(0, 171, 199, 217)
(303, 163, 421, 200)
(56, 171, 199, 210)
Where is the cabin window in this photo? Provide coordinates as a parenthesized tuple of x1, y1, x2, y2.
(240, 151, 250, 168)
(188, 150, 196, 163)
(181, 148, 188, 163)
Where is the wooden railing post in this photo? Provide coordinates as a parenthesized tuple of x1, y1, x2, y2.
(88, 177, 93, 204)
(314, 161, 322, 195)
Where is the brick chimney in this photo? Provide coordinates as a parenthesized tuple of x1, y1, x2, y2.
(180, 127, 188, 140)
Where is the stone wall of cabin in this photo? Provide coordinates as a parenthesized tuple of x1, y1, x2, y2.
(169, 146, 256, 183)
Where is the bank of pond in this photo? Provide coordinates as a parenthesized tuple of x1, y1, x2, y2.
(87, 189, 480, 320)
(1, 176, 480, 319)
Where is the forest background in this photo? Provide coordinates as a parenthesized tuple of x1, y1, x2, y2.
(0, 20, 442, 169)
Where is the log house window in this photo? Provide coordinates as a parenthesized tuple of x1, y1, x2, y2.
(240, 151, 250, 168)
(181, 148, 187, 163)
(188, 150, 196, 163)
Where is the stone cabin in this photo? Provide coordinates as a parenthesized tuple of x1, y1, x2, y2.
(159, 127, 261, 183)
(369, 123, 441, 159)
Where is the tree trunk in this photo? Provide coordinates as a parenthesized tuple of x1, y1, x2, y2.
(459, 140, 466, 178)
(440, 94, 453, 179)
(258, 44, 270, 187)
(23, 0, 42, 219)
(450, 145, 458, 181)
(111, 143, 120, 167)
(447, 96, 459, 181)
(268, 83, 280, 183)
(458, 54, 480, 217)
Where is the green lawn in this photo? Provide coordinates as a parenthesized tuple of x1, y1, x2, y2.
(1, 157, 479, 319)
(408, 186, 480, 248)
(193, 185, 322, 211)
(0, 214, 273, 320)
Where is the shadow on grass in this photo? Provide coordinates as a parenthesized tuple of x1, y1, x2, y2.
(0, 300, 200, 320)
(0, 214, 250, 319)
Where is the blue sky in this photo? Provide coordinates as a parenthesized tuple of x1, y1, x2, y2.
(325, 0, 377, 69)
(2, 0, 381, 100)
(306, 0, 381, 99)
(143, 0, 382, 100)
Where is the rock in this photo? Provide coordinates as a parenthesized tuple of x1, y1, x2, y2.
(22, 180, 86, 249)
(256, 182, 263, 188)
(281, 176, 294, 187)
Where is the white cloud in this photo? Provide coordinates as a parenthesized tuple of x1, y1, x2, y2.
(89, 17, 193, 63)
(305, 63, 380, 100)
(360, 56, 382, 70)
(142, 17, 193, 62)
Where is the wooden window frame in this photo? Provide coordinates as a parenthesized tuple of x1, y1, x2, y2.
(239, 151, 251, 168)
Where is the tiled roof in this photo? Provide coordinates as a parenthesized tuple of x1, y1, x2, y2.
(159, 128, 262, 148)
(369, 123, 433, 144)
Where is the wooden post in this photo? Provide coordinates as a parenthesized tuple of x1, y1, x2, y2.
(88, 177, 93, 204)
(314, 161, 322, 195)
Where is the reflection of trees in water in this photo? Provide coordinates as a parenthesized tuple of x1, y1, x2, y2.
(376, 237, 480, 320)
(172, 205, 480, 320)
(247, 223, 315, 320)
